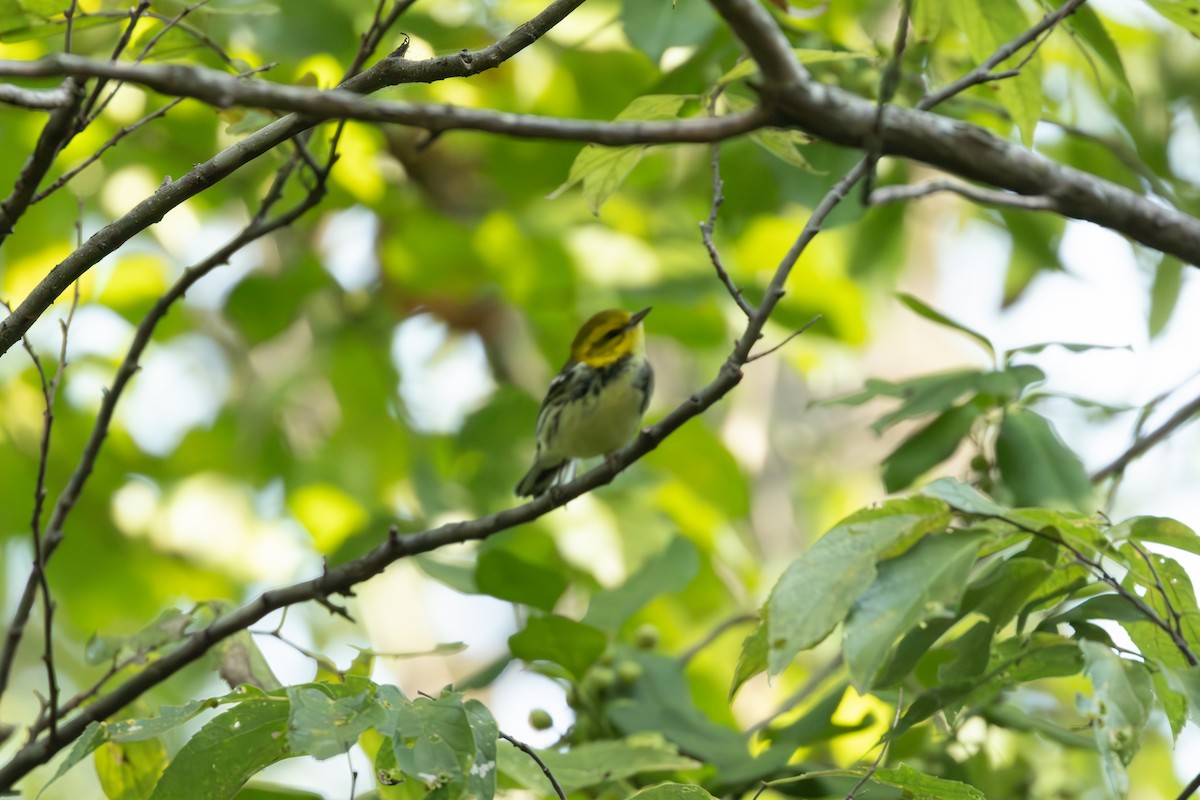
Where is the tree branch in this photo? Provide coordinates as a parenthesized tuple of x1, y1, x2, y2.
(868, 179, 1058, 211)
(1092, 390, 1200, 482)
(0, 0, 590, 359)
(0, 78, 83, 244)
(0, 83, 75, 109)
(0, 54, 768, 145)
(705, 0, 1200, 267)
(0, 102, 855, 798)
(917, 0, 1089, 111)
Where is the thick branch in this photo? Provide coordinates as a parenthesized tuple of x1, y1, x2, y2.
(0, 55, 766, 144)
(0, 0, 588, 360)
(0, 83, 74, 109)
(705, 0, 1200, 267)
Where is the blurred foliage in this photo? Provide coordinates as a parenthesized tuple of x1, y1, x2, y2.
(2, 0, 1200, 798)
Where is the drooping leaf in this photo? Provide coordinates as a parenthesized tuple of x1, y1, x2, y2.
(148, 698, 291, 800)
(872, 764, 986, 800)
(1078, 641, 1154, 799)
(729, 616, 767, 700)
(949, 0, 1042, 144)
(1149, 255, 1184, 338)
(896, 292, 995, 359)
(508, 615, 607, 680)
(475, 528, 569, 611)
(1145, 0, 1200, 36)
(995, 410, 1093, 511)
(287, 682, 388, 761)
(622, 0, 719, 63)
(95, 738, 167, 800)
(881, 403, 981, 492)
(843, 532, 984, 689)
(766, 498, 951, 674)
(585, 536, 700, 630)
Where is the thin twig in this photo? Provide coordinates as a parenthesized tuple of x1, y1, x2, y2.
(132, 0, 212, 63)
(1092, 390, 1200, 483)
(499, 732, 567, 800)
(844, 689, 902, 800)
(64, 0, 78, 55)
(918, 0, 1089, 111)
(700, 88, 753, 317)
(1177, 770, 1200, 800)
(868, 179, 1058, 211)
(79, 1, 151, 123)
(1008, 517, 1198, 666)
(1128, 541, 1186, 637)
(861, 0, 912, 202)
(680, 613, 758, 664)
(746, 315, 822, 363)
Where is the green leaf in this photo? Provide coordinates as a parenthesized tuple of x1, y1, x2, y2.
(921, 478, 1009, 516)
(625, 784, 719, 800)
(387, 692, 475, 800)
(415, 556, 480, 594)
(843, 532, 984, 689)
(508, 615, 607, 680)
(896, 293, 995, 359)
(882, 403, 981, 492)
(96, 738, 167, 800)
(108, 696, 230, 742)
(475, 528, 569, 611)
(287, 682, 388, 761)
(995, 410, 1093, 511)
(214, 630, 282, 691)
(729, 617, 767, 700)
(949, 0, 1041, 144)
(606, 653, 748, 771)
(37, 722, 108, 798)
(872, 764, 985, 800)
(622, 0, 718, 63)
(462, 700, 498, 800)
(550, 95, 689, 213)
(1150, 255, 1184, 338)
(766, 497, 951, 674)
(1109, 515, 1200, 557)
(912, 0, 948, 41)
(1145, 0, 1200, 36)
(1058, 1, 1130, 91)
(501, 737, 700, 794)
(1079, 641, 1154, 799)
(149, 698, 291, 800)
(585, 536, 700, 630)
(1004, 342, 1131, 357)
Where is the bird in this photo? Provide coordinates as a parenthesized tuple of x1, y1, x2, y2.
(515, 307, 654, 498)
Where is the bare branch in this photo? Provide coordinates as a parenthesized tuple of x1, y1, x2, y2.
(861, 0, 913, 202)
(746, 315, 822, 363)
(1177, 770, 1200, 800)
(918, 0, 1089, 111)
(0, 146, 870, 789)
(1092, 390, 1200, 482)
(0, 83, 74, 109)
(0, 54, 768, 145)
(0, 78, 83, 244)
(701, 91, 753, 317)
(868, 179, 1058, 211)
(499, 732, 567, 800)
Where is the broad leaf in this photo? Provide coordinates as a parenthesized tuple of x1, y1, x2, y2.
(508, 615, 607, 680)
(995, 410, 1092, 511)
(843, 532, 984, 689)
(766, 497, 950, 674)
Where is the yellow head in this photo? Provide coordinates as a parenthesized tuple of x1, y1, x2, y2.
(569, 307, 651, 367)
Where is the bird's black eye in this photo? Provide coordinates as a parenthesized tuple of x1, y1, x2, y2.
(600, 329, 621, 343)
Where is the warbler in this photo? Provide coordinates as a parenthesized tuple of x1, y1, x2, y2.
(515, 307, 654, 498)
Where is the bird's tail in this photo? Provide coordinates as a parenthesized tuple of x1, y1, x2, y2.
(515, 459, 576, 498)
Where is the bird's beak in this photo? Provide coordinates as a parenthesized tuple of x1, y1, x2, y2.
(627, 306, 652, 328)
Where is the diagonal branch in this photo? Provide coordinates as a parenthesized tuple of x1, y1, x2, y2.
(0, 78, 83, 244)
(0, 109, 860, 799)
(1092, 390, 1200, 483)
